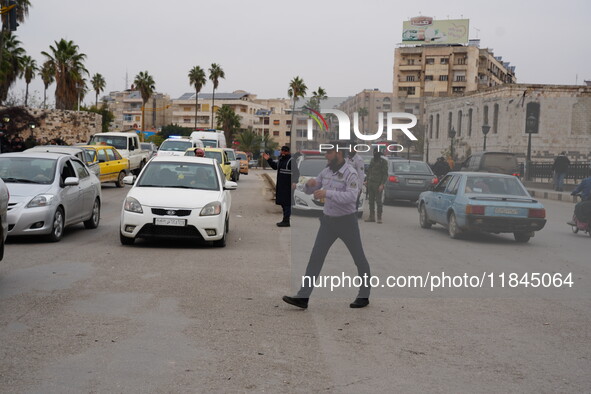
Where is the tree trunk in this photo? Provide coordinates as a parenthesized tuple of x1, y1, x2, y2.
(43, 88, 47, 108)
(195, 88, 198, 130)
(211, 88, 216, 129)
(25, 83, 29, 107)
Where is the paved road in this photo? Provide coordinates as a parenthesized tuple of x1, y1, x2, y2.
(0, 170, 589, 392)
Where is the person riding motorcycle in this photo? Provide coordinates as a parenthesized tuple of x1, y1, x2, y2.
(570, 176, 591, 224)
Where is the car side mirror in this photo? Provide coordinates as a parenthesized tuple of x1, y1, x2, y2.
(224, 181, 238, 190)
(129, 145, 135, 151)
(64, 177, 79, 186)
(123, 175, 136, 185)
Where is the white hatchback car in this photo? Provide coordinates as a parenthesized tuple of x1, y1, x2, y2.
(120, 156, 237, 247)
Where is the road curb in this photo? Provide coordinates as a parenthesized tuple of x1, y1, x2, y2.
(261, 173, 276, 199)
(527, 189, 577, 203)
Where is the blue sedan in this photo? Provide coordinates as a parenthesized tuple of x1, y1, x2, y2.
(417, 172, 546, 243)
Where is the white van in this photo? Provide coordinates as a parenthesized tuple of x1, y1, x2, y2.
(189, 130, 227, 148)
(157, 137, 205, 157)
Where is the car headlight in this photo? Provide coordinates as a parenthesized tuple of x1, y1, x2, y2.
(124, 197, 143, 213)
(200, 201, 221, 216)
(26, 194, 56, 208)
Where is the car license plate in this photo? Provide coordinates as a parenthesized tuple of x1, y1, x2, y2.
(407, 179, 423, 184)
(494, 208, 519, 215)
(154, 218, 187, 226)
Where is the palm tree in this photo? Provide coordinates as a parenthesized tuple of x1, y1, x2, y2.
(0, 32, 25, 105)
(311, 87, 327, 110)
(215, 104, 241, 145)
(90, 73, 106, 107)
(133, 71, 155, 141)
(234, 127, 262, 157)
(39, 61, 55, 108)
(358, 107, 368, 135)
(287, 76, 307, 148)
(208, 63, 225, 128)
(0, 0, 31, 67)
(20, 55, 37, 106)
(41, 39, 88, 110)
(188, 65, 206, 129)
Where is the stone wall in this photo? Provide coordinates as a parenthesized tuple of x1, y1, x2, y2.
(28, 109, 102, 145)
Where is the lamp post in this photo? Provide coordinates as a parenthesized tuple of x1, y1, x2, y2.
(481, 124, 490, 151)
(449, 127, 456, 161)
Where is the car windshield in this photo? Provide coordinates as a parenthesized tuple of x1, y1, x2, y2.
(160, 140, 192, 152)
(90, 135, 127, 150)
(465, 175, 528, 196)
(201, 140, 217, 148)
(392, 161, 432, 174)
(299, 159, 327, 177)
(138, 162, 219, 190)
(204, 151, 223, 163)
(0, 157, 56, 184)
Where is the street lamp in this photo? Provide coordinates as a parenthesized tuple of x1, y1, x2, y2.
(481, 124, 490, 151)
(449, 127, 456, 161)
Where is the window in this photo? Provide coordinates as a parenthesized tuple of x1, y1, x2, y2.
(202, 104, 210, 112)
(71, 160, 89, 179)
(448, 112, 453, 136)
(436, 114, 440, 139)
(455, 75, 466, 82)
(457, 111, 462, 137)
(97, 149, 106, 162)
(493, 103, 499, 134)
(183, 118, 191, 123)
(446, 175, 460, 195)
(183, 106, 192, 112)
(426, 58, 435, 65)
(110, 148, 122, 160)
(273, 131, 280, 136)
(407, 59, 415, 65)
(263, 117, 269, 125)
(440, 58, 449, 64)
(429, 115, 434, 139)
(273, 120, 280, 125)
(456, 57, 466, 65)
(407, 87, 416, 95)
(286, 120, 291, 126)
(123, 114, 133, 122)
(425, 75, 434, 81)
(406, 75, 415, 82)
(439, 75, 448, 81)
(452, 87, 465, 93)
(468, 108, 473, 137)
(483, 105, 489, 125)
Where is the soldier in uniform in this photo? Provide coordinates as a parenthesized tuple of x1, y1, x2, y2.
(282, 144, 372, 309)
(263, 146, 293, 227)
(364, 148, 388, 223)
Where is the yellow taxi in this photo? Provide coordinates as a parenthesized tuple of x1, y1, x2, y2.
(235, 151, 249, 175)
(80, 145, 130, 187)
(185, 147, 232, 180)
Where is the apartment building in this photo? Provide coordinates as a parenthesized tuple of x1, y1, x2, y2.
(104, 90, 170, 131)
(338, 89, 399, 134)
(251, 98, 292, 148)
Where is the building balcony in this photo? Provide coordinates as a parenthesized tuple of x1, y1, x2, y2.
(398, 64, 423, 71)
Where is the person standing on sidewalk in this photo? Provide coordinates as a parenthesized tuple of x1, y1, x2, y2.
(552, 151, 570, 192)
(282, 143, 371, 309)
(263, 146, 293, 227)
(364, 148, 388, 223)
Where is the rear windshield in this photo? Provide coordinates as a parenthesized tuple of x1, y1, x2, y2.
(391, 161, 432, 174)
(225, 150, 236, 160)
(299, 159, 327, 177)
(90, 135, 127, 150)
(465, 175, 528, 196)
(204, 151, 223, 164)
(481, 154, 517, 172)
(236, 153, 247, 160)
(201, 139, 217, 148)
(160, 140, 192, 152)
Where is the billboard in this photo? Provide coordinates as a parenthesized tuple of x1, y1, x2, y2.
(402, 17, 469, 45)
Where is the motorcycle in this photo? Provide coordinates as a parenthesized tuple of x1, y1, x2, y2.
(567, 194, 591, 237)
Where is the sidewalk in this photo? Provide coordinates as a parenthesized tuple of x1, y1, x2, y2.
(523, 180, 577, 203)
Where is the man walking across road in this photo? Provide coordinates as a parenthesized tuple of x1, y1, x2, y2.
(552, 151, 570, 192)
(263, 146, 293, 227)
(282, 143, 372, 309)
(364, 148, 388, 223)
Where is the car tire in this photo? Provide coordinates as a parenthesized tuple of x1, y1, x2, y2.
(571, 225, 579, 234)
(419, 203, 432, 229)
(213, 218, 228, 248)
(514, 232, 531, 243)
(447, 212, 462, 239)
(83, 198, 101, 229)
(120, 231, 135, 245)
(48, 207, 65, 242)
(236, 171, 240, 181)
(115, 171, 125, 188)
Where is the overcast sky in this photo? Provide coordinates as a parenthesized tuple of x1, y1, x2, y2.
(12, 0, 591, 106)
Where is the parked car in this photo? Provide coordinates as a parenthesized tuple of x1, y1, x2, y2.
(119, 156, 237, 247)
(185, 148, 232, 181)
(0, 178, 8, 260)
(0, 152, 102, 242)
(141, 142, 158, 160)
(235, 151, 249, 175)
(459, 152, 521, 176)
(293, 155, 364, 215)
(79, 145, 130, 187)
(384, 160, 438, 204)
(25, 145, 101, 177)
(417, 172, 546, 242)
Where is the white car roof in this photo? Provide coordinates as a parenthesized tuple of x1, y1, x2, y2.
(150, 156, 217, 165)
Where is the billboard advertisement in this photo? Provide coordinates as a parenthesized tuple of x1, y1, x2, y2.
(402, 17, 469, 45)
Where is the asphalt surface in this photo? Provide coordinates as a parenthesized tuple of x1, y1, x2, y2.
(0, 169, 589, 392)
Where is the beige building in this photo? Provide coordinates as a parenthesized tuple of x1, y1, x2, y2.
(252, 98, 292, 148)
(338, 89, 399, 135)
(104, 90, 170, 132)
(423, 84, 591, 164)
(393, 40, 516, 115)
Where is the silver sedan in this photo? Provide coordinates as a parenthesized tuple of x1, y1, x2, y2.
(0, 152, 102, 242)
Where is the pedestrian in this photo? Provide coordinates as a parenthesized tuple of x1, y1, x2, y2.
(263, 146, 293, 227)
(432, 156, 451, 179)
(347, 149, 365, 212)
(552, 151, 570, 191)
(447, 156, 455, 171)
(282, 143, 371, 309)
(364, 148, 388, 223)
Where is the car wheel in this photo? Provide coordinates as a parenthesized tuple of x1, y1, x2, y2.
(84, 198, 101, 229)
(236, 171, 240, 181)
(120, 231, 135, 245)
(571, 225, 579, 234)
(447, 212, 462, 239)
(115, 171, 125, 188)
(213, 218, 228, 248)
(48, 208, 65, 242)
(514, 232, 531, 243)
(419, 204, 432, 229)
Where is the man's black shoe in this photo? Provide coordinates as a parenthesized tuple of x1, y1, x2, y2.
(276, 221, 290, 227)
(282, 295, 308, 309)
(350, 298, 369, 308)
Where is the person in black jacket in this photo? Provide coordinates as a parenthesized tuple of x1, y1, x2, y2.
(552, 152, 570, 191)
(263, 146, 293, 227)
(432, 157, 451, 179)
